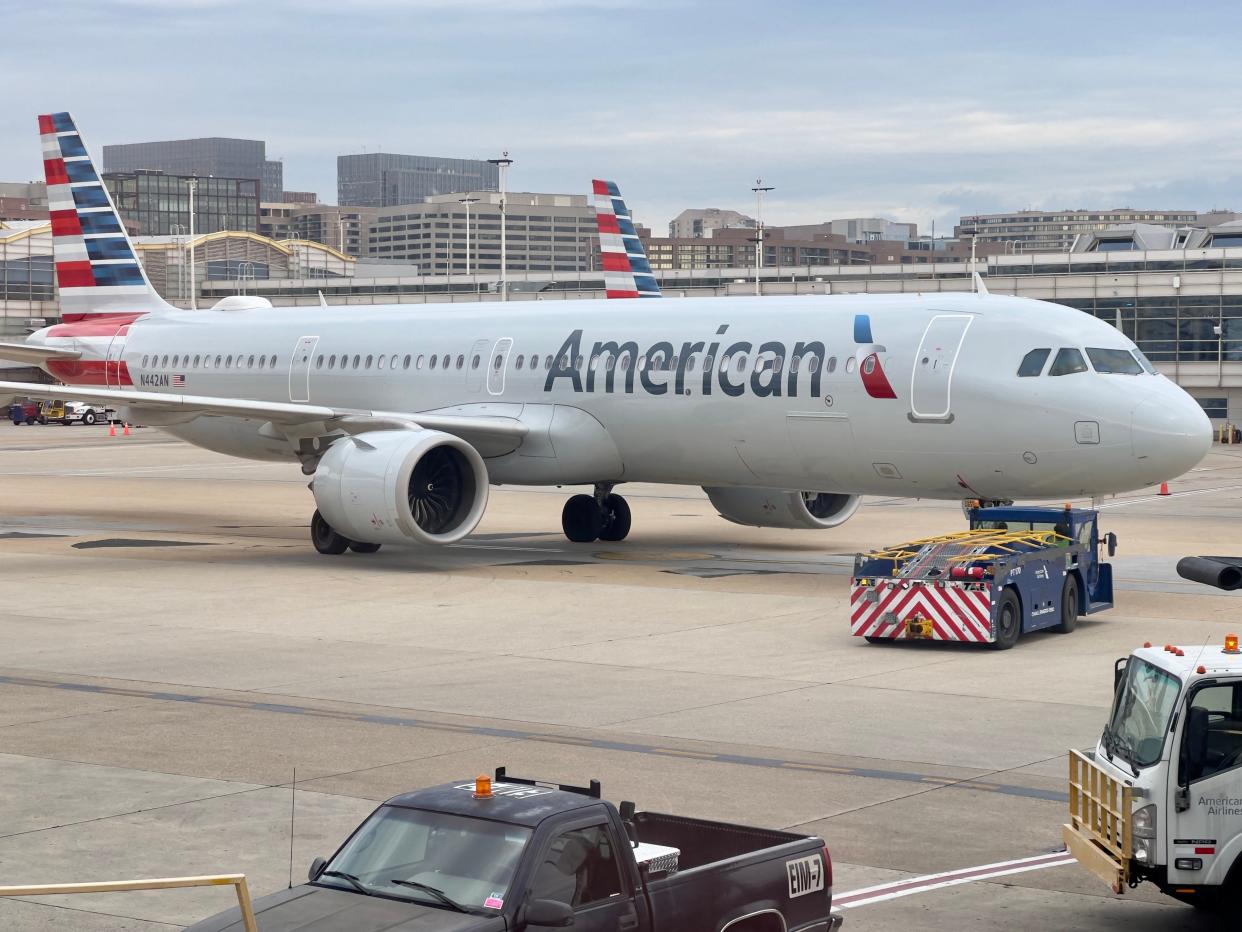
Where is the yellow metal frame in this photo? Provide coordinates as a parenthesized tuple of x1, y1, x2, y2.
(1063, 749, 1131, 892)
(0, 874, 258, 932)
(863, 528, 1070, 569)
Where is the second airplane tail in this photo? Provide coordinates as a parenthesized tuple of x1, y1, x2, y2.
(39, 111, 176, 322)
(593, 179, 660, 299)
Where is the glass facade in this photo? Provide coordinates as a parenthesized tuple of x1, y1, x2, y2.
(338, 154, 499, 207)
(102, 137, 281, 202)
(1063, 296, 1242, 363)
(0, 255, 54, 301)
(104, 172, 259, 236)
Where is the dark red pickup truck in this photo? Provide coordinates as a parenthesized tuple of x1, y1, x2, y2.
(188, 768, 841, 932)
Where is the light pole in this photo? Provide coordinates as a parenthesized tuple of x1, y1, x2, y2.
(751, 179, 773, 296)
(187, 174, 198, 310)
(488, 154, 513, 301)
(459, 195, 479, 279)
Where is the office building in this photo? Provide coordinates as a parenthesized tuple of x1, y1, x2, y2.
(668, 208, 756, 239)
(367, 191, 597, 273)
(955, 208, 1200, 253)
(290, 206, 378, 256)
(338, 153, 498, 208)
(825, 217, 917, 243)
(103, 137, 282, 202)
(103, 171, 259, 236)
(0, 182, 47, 222)
(282, 191, 318, 205)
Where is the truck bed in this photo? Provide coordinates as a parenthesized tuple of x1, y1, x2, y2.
(633, 811, 807, 871)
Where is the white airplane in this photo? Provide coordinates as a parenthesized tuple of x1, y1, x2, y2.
(0, 112, 1212, 555)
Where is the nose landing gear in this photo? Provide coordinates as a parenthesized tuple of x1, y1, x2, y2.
(561, 484, 630, 543)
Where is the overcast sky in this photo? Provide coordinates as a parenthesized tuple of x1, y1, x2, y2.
(4, 0, 1242, 235)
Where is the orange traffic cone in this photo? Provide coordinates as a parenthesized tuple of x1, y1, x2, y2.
(1158, 481, 1170, 496)
(108, 422, 116, 437)
(122, 422, 130, 437)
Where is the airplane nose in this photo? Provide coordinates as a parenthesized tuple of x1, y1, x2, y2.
(1131, 392, 1212, 481)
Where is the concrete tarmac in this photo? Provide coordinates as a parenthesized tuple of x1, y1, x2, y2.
(1, 423, 1240, 930)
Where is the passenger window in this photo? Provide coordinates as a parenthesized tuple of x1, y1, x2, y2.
(248, 355, 255, 368)
(225, 355, 232, 367)
(809, 357, 820, 373)
(215, 355, 222, 368)
(515, 354, 525, 369)
(456, 355, 465, 370)
(365, 355, 373, 369)
(259, 355, 266, 368)
(843, 357, 854, 374)
(270, 356, 277, 369)
(416, 355, 425, 369)
(193, 355, 201, 368)
(735, 355, 746, 372)
(429, 354, 437, 369)
(619, 356, 630, 371)
(790, 355, 800, 373)
(529, 825, 623, 910)
(1017, 348, 1051, 377)
(172, 355, 180, 367)
(825, 356, 835, 373)
(774, 356, 785, 373)
(472, 355, 481, 370)
(391, 355, 399, 369)
(328, 355, 336, 369)
(353, 355, 361, 369)
(607, 356, 616, 371)
(545, 356, 552, 370)
(1049, 347, 1088, 376)
(575, 354, 584, 369)
(1182, 683, 1242, 784)
(142, 355, 149, 367)
(403, 355, 410, 369)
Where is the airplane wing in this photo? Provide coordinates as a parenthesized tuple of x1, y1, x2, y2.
(0, 380, 526, 455)
(0, 342, 82, 365)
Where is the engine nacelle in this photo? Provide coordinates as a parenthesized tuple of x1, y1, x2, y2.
(703, 487, 861, 530)
(313, 429, 488, 546)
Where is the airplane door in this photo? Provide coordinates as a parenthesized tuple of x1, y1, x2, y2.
(487, 337, 513, 395)
(466, 339, 489, 392)
(910, 314, 972, 422)
(105, 326, 128, 390)
(289, 336, 318, 403)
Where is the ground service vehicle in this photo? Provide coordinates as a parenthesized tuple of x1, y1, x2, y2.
(8, 400, 37, 425)
(850, 505, 1114, 649)
(1064, 634, 1242, 909)
(187, 768, 841, 932)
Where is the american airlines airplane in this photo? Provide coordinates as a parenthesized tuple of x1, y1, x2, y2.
(0, 113, 1212, 555)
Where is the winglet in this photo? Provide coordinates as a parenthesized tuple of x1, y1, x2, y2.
(973, 271, 989, 296)
(592, 180, 660, 299)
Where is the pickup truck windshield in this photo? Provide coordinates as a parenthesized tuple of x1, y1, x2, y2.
(1107, 658, 1181, 768)
(319, 806, 531, 911)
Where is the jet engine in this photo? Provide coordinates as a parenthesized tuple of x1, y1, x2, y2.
(312, 429, 488, 546)
(703, 487, 861, 530)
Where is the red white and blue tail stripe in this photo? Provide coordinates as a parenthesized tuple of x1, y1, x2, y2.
(39, 112, 173, 322)
(593, 179, 660, 299)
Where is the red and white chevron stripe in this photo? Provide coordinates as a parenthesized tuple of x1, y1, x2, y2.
(850, 580, 994, 643)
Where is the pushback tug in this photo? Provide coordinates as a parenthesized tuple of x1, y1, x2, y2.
(850, 504, 1115, 650)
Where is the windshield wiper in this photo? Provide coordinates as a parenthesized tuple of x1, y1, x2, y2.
(1110, 733, 1141, 778)
(387, 878, 470, 913)
(320, 870, 373, 896)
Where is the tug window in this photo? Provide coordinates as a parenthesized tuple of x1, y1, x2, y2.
(1018, 348, 1051, 377)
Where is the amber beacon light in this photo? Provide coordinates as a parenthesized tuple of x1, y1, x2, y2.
(474, 775, 493, 798)
(1225, 634, 1240, 655)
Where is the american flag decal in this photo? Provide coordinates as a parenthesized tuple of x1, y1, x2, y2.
(593, 179, 660, 299)
(172, 374, 185, 387)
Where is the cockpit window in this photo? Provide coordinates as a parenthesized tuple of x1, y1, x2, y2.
(1048, 347, 1088, 376)
(1087, 348, 1143, 375)
(1017, 348, 1050, 377)
(1131, 348, 1159, 375)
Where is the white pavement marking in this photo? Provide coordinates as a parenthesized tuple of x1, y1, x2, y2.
(834, 850, 1076, 909)
(1098, 483, 1242, 508)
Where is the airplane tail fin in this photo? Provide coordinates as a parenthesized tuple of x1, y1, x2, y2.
(39, 112, 176, 321)
(593, 179, 660, 299)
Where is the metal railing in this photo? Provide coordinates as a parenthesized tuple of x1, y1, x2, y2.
(0, 874, 258, 932)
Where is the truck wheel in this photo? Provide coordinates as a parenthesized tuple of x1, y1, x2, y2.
(990, 589, 1022, 650)
(83, 411, 97, 425)
(1055, 575, 1079, 634)
(38, 415, 46, 425)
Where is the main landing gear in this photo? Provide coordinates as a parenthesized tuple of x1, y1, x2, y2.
(311, 509, 382, 556)
(561, 484, 631, 543)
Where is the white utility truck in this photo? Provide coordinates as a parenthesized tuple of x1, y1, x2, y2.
(1064, 633, 1242, 910)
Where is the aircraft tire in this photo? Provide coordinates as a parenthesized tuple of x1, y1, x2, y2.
(1055, 575, 1079, 634)
(349, 542, 382, 554)
(989, 588, 1022, 650)
(562, 494, 602, 543)
(598, 494, 631, 542)
(311, 509, 350, 555)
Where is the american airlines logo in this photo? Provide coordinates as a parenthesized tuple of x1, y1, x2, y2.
(545, 325, 834, 399)
(544, 318, 899, 400)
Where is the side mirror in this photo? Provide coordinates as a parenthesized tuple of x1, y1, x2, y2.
(1107, 532, 1117, 558)
(525, 899, 574, 927)
(308, 857, 327, 882)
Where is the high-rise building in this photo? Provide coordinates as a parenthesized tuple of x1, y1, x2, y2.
(282, 190, 318, 205)
(338, 153, 499, 208)
(367, 191, 596, 273)
(289, 206, 378, 256)
(103, 171, 259, 236)
(102, 137, 282, 202)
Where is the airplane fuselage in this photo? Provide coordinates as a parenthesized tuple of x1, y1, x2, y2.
(34, 291, 1211, 500)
